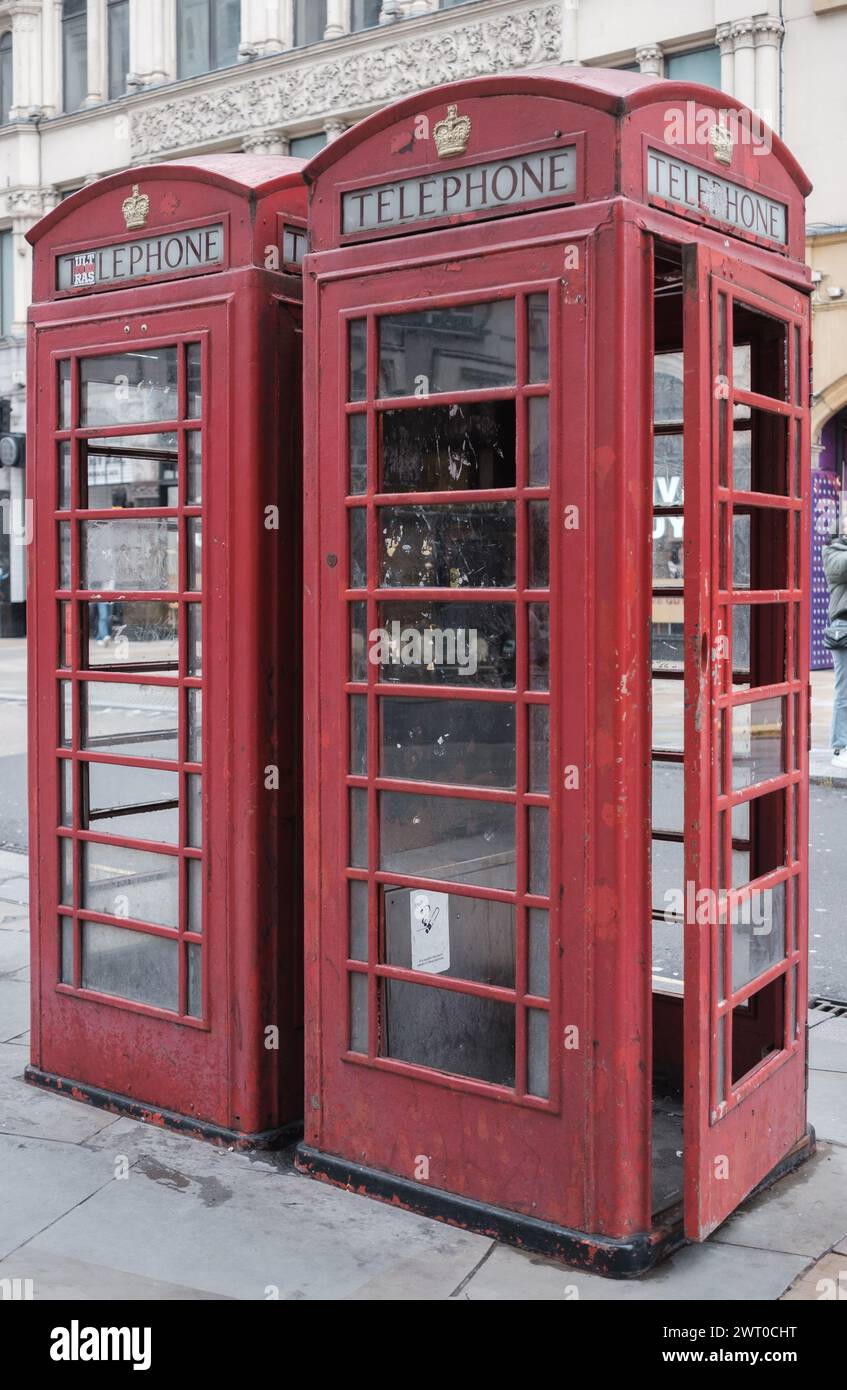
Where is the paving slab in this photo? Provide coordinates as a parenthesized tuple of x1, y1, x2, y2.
(808, 1068, 847, 1146)
(0, 978, 29, 1043)
(26, 1130, 491, 1301)
(0, 1070, 121, 1145)
(0, 1249, 232, 1301)
(781, 1251, 847, 1301)
(0, 928, 28, 976)
(0, 1133, 117, 1261)
(808, 1015, 847, 1073)
(0, 852, 28, 878)
(0, 1042, 28, 1078)
(0, 877, 29, 906)
(459, 1240, 809, 1301)
(711, 1143, 847, 1257)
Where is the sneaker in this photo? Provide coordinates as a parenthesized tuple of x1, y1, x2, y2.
(832, 749, 847, 768)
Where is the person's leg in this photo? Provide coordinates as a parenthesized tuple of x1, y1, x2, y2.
(96, 602, 110, 642)
(832, 644, 847, 751)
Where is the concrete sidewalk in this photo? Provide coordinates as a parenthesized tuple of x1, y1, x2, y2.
(1, 850, 845, 1301)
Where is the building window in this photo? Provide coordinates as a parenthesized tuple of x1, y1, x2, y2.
(62, 0, 88, 112)
(440, 0, 482, 8)
(0, 230, 13, 337)
(665, 45, 721, 88)
(289, 132, 328, 159)
(352, 0, 382, 29)
(293, 0, 327, 47)
(177, 0, 241, 79)
(108, 0, 130, 100)
(0, 32, 12, 124)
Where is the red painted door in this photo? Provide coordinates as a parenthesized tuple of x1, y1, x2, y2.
(682, 246, 810, 1239)
(304, 240, 591, 1227)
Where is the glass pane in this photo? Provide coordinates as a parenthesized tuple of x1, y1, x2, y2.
(187, 518, 202, 591)
(349, 413, 367, 495)
(652, 596, 684, 669)
(82, 841, 178, 928)
(58, 359, 72, 429)
(379, 502, 515, 588)
(84, 763, 179, 844)
(59, 522, 71, 589)
(81, 519, 178, 592)
(379, 300, 516, 397)
(60, 916, 73, 985)
(187, 687, 202, 763)
(380, 400, 515, 493)
(527, 1009, 549, 1098)
(529, 805, 549, 896)
(654, 351, 683, 425)
(350, 787, 368, 869)
(81, 922, 178, 1012)
(528, 907, 549, 997)
(529, 704, 549, 793)
(60, 837, 74, 905)
(528, 396, 549, 487)
(527, 295, 549, 384)
(528, 603, 549, 691)
(732, 698, 785, 788)
(349, 879, 368, 961)
(60, 680, 73, 747)
(81, 683, 178, 761)
(380, 695, 516, 788)
(84, 437, 179, 509)
(652, 760, 683, 834)
(349, 971, 368, 1053)
(382, 979, 515, 1086)
(652, 838, 684, 916)
(732, 881, 786, 992)
(654, 432, 684, 507)
(349, 508, 367, 588)
(183, 603, 201, 676)
(528, 502, 549, 588)
(85, 599, 178, 670)
(187, 774, 202, 848)
(350, 694, 368, 776)
(58, 443, 72, 510)
(80, 349, 179, 427)
(380, 791, 515, 890)
(187, 856, 202, 934)
(652, 678, 684, 752)
(187, 432, 202, 504)
(376, 601, 515, 688)
(383, 885, 515, 987)
(350, 601, 367, 682)
(187, 943, 202, 1018)
(58, 601, 72, 668)
(349, 319, 367, 402)
(186, 343, 202, 418)
(60, 759, 73, 827)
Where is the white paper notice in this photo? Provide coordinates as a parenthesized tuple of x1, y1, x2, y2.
(410, 890, 450, 975)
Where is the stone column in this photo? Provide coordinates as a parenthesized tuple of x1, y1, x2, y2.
(636, 44, 663, 78)
(8, 3, 44, 120)
(40, 0, 61, 115)
(380, 1, 401, 23)
(324, 0, 348, 40)
(239, 0, 286, 59)
(323, 117, 346, 142)
(8, 187, 57, 335)
(753, 15, 783, 132)
(716, 21, 734, 96)
(560, 0, 578, 63)
(82, 0, 107, 107)
(730, 18, 756, 111)
(129, 0, 169, 87)
(242, 128, 288, 155)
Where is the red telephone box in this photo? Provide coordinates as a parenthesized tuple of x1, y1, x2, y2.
(297, 69, 813, 1271)
(26, 156, 306, 1144)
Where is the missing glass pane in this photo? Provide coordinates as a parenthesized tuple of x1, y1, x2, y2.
(83, 763, 179, 845)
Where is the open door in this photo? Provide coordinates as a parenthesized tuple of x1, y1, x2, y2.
(682, 245, 810, 1240)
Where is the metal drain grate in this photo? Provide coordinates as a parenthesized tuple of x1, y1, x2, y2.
(810, 997, 847, 1018)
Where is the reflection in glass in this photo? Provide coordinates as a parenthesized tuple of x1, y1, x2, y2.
(654, 351, 683, 425)
(382, 979, 515, 1086)
(528, 603, 549, 691)
(528, 396, 549, 487)
(187, 518, 202, 591)
(80, 348, 179, 427)
(350, 600, 367, 682)
(381, 400, 515, 493)
(527, 294, 549, 383)
(529, 704, 549, 793)
(187, 687, 202, 763)
(379, 300, 515, 397)
(80, 681, 178, 759)
(377, 601, 516, 688)
(85, 600, 179, 670)
(349, 319, 367, 402)
(186, 343, 202, 419)
(60, 680, 73, 748)
(379, 502, 515, 588)
(60, 837, 74, 905)
(652, 677, 684, 752)
(349, 507, 367, 588)
(59, 359, 72, 430)
(528, 501, 549, 588)
(58, 443, 72, 510)
(383, 885, 515, 986)
(187, 856, 202, 934)
(81, 921, 178, 1012)
(380, 695, 516, 788)
(732, 698, 785, 787)
(349, 413, 367, 495)
(651, 596, 684, 670)
(187, 774, 202, 848)
(82, 841, 178, 928)
(84, 763, 179, 844)
(84, 436, 179, 509)
(380, 791, 515, 890)
(60, 758, 73, 827)
(58, 601, 72, 668)
(59, 522, 71, 589)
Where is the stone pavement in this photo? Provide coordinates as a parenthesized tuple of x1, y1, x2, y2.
(1, 849, 846, 1301)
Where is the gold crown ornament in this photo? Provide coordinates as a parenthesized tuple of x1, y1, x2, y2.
(433, 104, 472, 159)
(122, 184, 150, 230)
(709, 120, 734, 167)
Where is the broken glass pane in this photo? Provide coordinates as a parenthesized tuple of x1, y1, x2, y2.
(379, 502, 515, 588)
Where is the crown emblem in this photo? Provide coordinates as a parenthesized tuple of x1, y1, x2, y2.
(433, 104, 472, 160)
(710, 120, 734, 166)
(122, 184, 150, 230)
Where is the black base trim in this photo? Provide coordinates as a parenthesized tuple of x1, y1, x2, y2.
(24, 1066, 303, 1150)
